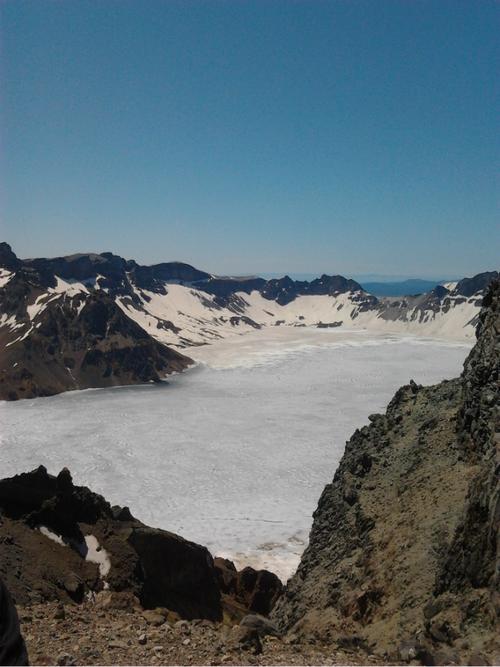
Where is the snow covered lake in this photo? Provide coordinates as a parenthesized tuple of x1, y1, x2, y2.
(0, 328, 470, 580)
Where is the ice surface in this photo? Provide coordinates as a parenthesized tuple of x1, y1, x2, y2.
(0, 330, 470, 581)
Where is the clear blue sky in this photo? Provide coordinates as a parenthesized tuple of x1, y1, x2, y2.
(0, 0, 498, 277)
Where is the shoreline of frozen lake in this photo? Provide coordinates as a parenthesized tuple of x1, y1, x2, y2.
(0, 329, 471, 581)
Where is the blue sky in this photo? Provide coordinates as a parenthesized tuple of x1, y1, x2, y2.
(0, 0, 498, 277)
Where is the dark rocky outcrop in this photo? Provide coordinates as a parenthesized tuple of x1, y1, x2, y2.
(454, 271, 499, 298)
(128, 526, 221, 620)
(272, 280, 500, 665)
(214, 557, 283, 619)
(0, 467, 283, 626)
(429, 281, 499, 654)
(0, 253, 192, 400)
(0, 242, 21, 272)
(0, 467, 222, 620)
(260, 275, 365, 306)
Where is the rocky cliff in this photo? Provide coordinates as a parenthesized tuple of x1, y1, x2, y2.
(0, 244, 192, 400)
(272, 280, 499, 665)
(0, 466, 282, 624)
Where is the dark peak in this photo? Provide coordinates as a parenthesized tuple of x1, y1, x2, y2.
(270, 275, 295, 286)
(57, 252, 107, 263)
(24, 251, 128, 283)
(431, 284, 450, 299)
(454, 271, 499, 297)
(0, 242, 21, 270)
(150, 261, 211, 283)
(130, 261, 211, 293)
(310, 274, 364, 293)
(198, 276, 267, 298)
(259, 273, 365, 306)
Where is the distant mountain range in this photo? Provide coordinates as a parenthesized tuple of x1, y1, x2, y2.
(360, 278, 448, 297)
(0, 242, 497, 400)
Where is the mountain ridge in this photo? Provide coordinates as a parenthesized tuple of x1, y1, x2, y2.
(0, 242, 498, 400)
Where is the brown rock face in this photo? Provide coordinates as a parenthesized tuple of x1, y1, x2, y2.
(0, 290, 192, 400)
(272, 280, 500, 665)
(214, 557, 283, 618)
(431, 280, 499, 655)
(0, 466, 222, 621)
(0, 467, 288, 626)
(128, 526, 221, 621)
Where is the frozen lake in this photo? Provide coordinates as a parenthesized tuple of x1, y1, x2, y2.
(0, 328, 469, 580)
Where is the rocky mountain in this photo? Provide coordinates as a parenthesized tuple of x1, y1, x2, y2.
(271, 279, 500, 665)
(0, 244, 192, 400)
(0, 241, 497, 400)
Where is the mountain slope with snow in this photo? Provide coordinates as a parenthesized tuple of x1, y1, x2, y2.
(0, 245, 191, 400)
(0, 242, 497, 399)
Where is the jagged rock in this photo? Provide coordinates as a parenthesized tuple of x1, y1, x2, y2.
(111, 506, 134, 521)
(128, 526, 221, 621)
(214, 558, 283, 616)
(272, 280, 500, 664)
(0, 467, 222, 621)
(228, 625, 262, 655)
(239, 614, 280, 638)
(62, 573, 83, 602)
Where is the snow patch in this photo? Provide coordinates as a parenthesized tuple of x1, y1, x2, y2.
(38, 525, 66, 546)
(0, 269, 14, 288)
(117, 282, 481, 350)
(50, 276, 90, 297)
(84, 535, 111, 577)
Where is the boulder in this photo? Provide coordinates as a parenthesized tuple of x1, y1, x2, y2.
(214, 558, 283, 616)
(239, 614, 281, 637)
(127, 525, 222, 621)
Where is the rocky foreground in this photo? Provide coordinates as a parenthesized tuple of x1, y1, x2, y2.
(0, 467, 379, 665)
(18, 598, 382, 666)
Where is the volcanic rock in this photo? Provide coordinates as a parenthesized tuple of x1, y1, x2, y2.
(272, 280, 500, 664)
(214, 558, 283, 617)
